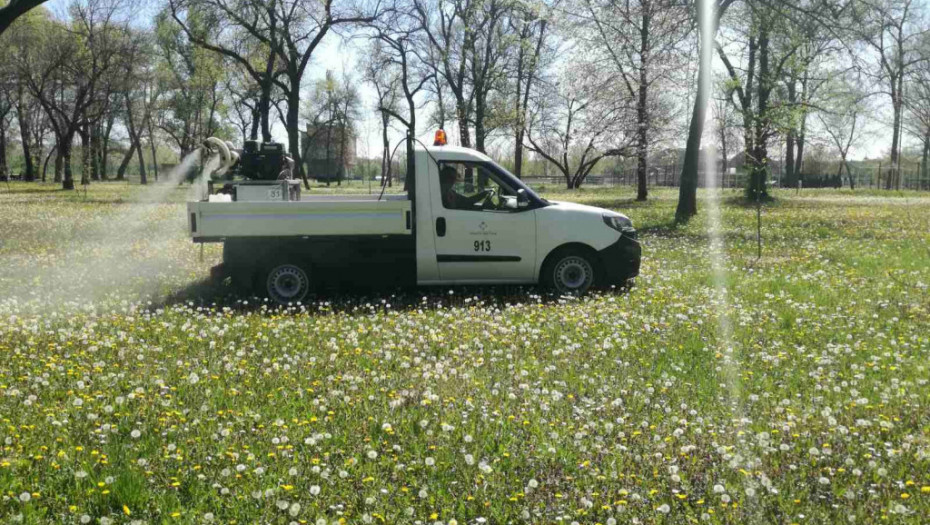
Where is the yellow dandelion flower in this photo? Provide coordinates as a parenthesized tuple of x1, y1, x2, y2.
(123, 505, 131, 515)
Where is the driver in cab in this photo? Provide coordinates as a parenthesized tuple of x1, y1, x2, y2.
(439, 166, 491, 210)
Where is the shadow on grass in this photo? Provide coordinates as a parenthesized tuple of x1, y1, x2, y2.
(573, 197, 674, 211)
(723, 194, 779, 208)
(150, 275, 636, 316)
(637, 218, 682, 238)
(0, 186, 71, 195)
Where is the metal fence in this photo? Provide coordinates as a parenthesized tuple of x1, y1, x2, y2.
(521, 163, 930, 191)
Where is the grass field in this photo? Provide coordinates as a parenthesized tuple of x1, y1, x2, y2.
(0, 181, 928, 524)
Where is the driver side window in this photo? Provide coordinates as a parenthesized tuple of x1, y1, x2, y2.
(438, 162, 517, 212)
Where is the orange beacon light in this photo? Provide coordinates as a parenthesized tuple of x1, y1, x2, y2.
(433, 129, 447, 146)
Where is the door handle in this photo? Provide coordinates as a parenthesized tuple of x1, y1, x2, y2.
(436, 217, 446, 237)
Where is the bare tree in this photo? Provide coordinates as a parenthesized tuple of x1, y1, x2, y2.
(854, 0, 927, 189)
(904, 53, 930, 186)
(509, 0, 555, 178)
(302, 71, 361, 184)
(525, 63, 636, 188)
(412, 0, 513, 153)
(169, 0, 378, 188)
(364, 48, 402, 186)
(816, 75, 870, 189)
(577, 0, 692, 200)
(717, 0, 816, 199)
(713, 84, 741, 174)
(370, 2, 434, 186)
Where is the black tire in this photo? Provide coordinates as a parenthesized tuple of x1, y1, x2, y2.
(264, 262, 310, 305)
(542, 248, 598, 296)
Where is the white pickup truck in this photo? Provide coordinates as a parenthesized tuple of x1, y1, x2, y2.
(188, 139, 640, 303)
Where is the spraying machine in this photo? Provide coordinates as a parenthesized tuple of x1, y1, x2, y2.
(199, 138, 300, 202)
(188, 133, 641, 304)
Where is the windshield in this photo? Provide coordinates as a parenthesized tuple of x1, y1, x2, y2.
(486, 162, 549, 205)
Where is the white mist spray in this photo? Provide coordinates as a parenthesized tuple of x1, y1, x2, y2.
(701, 0, 761, 510)
(1, 148, 217, 312)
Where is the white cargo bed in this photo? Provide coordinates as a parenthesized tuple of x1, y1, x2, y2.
(188, 196, 412, 241)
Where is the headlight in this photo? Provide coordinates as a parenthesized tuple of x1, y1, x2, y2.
(602, 212, 634, 233)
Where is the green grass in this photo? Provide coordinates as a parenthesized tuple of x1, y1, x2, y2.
(1, 181, 929, 524)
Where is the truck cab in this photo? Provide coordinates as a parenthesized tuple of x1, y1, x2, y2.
(188, 139, 640, 303)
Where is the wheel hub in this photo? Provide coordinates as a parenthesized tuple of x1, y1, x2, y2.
(554, 256, 592, 293)
(267, 265, 309, 304)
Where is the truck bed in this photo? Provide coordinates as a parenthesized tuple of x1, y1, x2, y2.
(188, 196, 412, 242)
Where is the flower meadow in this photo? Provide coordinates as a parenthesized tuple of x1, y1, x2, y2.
(0, 183, 928, 524)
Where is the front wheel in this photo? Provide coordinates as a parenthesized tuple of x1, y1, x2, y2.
(265, 263, 310, 305)
(543, 250, 597, 295)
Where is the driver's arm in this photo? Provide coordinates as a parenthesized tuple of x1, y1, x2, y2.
(456, 188, 490, 207)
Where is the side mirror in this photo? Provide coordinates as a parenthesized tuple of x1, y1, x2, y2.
(517, 189, 529, 208)
(503, 196, 518, 209)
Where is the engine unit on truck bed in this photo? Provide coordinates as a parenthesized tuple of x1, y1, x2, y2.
(240, 141, 286, 181)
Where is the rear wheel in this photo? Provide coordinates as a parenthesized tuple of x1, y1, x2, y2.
(265, 263, 310, 305)
(543, 249, 597, 295)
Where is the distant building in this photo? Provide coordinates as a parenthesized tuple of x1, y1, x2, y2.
(301, 123, 356, 181)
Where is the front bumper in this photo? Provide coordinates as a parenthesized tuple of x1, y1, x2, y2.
(597, 232, 641, 285)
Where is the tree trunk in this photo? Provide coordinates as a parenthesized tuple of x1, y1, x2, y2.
(250, 104, 261, 141)
(16, 98, 34, 181)
(720, 118, 729, 175)
(90, 125, 101, 181)
(136, 136, 147, 185)
(116, 142, 136, 181)
(148, 119, 158, 182)
(80, 126, 91, 186)
(514, 31, 526, 177)
(456, 99, 471, 148)
(42, 145, 56, 182)
(636, 10, 650, 201)
(99, 119, 112, 180)
(922, 133, 929, 189)
(514, 128, 525, 179)
(474, 94, 487, 154)
(747, 26, 769, 200)
(785, 131, 795, 186)
(381, 112, 390, 187)
(456, 99, 473, 190)
(783, 79, 796, 187)
(54, 136, 64, 183)
(258, 79, 273, 143)
(0, 119, 8, 180)
(286, 88, 310, 189)
(62, 133, 74, 190)
(676, 0, 723, 222)
(844, 156, 854, 190)
(889, 90, 901, 190)
(794, 72, 808, 180)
